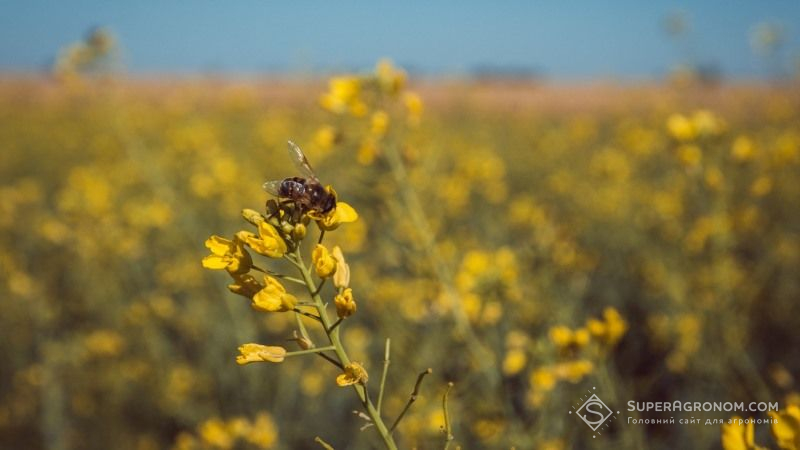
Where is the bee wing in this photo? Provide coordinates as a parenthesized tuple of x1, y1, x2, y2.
(287, 141, 317, 180)
(262, 180, 283, 196)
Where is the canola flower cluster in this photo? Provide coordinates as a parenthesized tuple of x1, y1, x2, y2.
(0, 57, 799, 449)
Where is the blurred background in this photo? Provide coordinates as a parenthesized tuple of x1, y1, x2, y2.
(1, 2, 799, 449)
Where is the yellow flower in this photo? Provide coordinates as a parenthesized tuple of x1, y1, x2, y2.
(603, 307, 628, 346)
(241, 208, 265, 227)
(202, 235, 252, 275)
(375, 59, 406, 94)
(331, 246, 350, 288)
(227, 273, 264, 298)
(311, 244, 337, 278)
(236, 343, 287, 364)
(317, 201, 359, 231)
(245, 413, 279, 448)
(732, 136, 756, 161)
(313, 125, 338, 152)
(769, 406, 800, 450)
(252, 276, 296, 312)
(403, 92, 423, 125)
(677, 144, 702, 169)
(242, 222, 287, 258)
(336, 362, 368, 386)
(198, 418, 233, 449)
(370, 110, 390, 137)
(530, 368, 556, 391)
(721, 416, 764, 450)
(556, 360, 594, 383)
(549, 326, 574, 348)
(667, 113, 697, 141)
(573, 328, 590, 347)
(334, 288, 357, 318)
(502, 348, 527, 376)
(319, 76, 361, 114)
(586, 318, 606, 338)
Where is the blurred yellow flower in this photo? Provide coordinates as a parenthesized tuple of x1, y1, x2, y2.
(602, 307, 628, 346)
(319, 76, 361, 114)
(236, 344, 287, 365)
(370, 110, 390, 137)
(502, 348, 527, 376)
(245, 413, 279, 448)
(252, 276, 297, 312)
(677, 144, 702, 169)
(202, 235, 252, 275)
(311, 244, 337, 278)
(692, 110, 725, 136)
(403, 92, 423, 125)
(312, 125, 338, 152)
(549, 326, 574, 348)
(334, 288, 357, 318)
(556, 360, 594, 383)
(667, 114, 697, 142)
(531, 368, 557, 391)
(199, 418, 234, 449)
(375, 58, 406, 94)
(721, 416, 764, 450)
(769, 406, 800, 450)
(732, 136, 756, 161)
(336, 362, 368, 386)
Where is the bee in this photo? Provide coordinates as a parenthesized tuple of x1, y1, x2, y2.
(262, 141, 337, 215)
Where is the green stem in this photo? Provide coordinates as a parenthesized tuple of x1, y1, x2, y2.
(390, 368, 432, 433)
(383, 140, 498, 387)
(377, 338, 391, 413)
(293, 248, 398, 450)
(442, 382, 454, 449)
(284, 346, 336, 357)
(251, 265, 306, 285)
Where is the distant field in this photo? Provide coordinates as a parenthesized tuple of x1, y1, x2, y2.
(1, 73, 798, 449)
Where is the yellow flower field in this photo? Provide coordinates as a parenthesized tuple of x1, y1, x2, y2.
(1, 59, 799, 449)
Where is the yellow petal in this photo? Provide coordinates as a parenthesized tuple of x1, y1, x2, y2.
(721, 417, 749, 450)
(236, 344, 286, 364)
(205, 235, 233, 256)
(202, 254, 229, 270)
(318, 202, 359, 231)
(334, 202, 358, 223)
(252, 288, 282, 312)
(336, 373, 358, 386)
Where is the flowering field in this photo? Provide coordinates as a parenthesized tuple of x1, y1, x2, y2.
(1, 59, 799, 449)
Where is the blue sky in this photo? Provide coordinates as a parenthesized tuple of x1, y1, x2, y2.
(1, 1, 799, 79)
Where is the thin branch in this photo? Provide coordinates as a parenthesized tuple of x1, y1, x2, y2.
(390, 368, 433, 433)
(442, 382, 455, 449)
(284, 346, 337, 358)
(317, 352, 344, 370)
(293, 313, 312, 347)
(251, 265, 306, 285)
(327, 317, 344, 334)
(314, 436, 335, 450)
(377, 338, 391, 413)
(312, 277, 327, 296)
(283, 253, 303, 271)
(293, 307, 322, 323)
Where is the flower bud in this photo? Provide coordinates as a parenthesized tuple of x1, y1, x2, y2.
(312, 244, 337, 278)
(242, 209, 265, 227)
